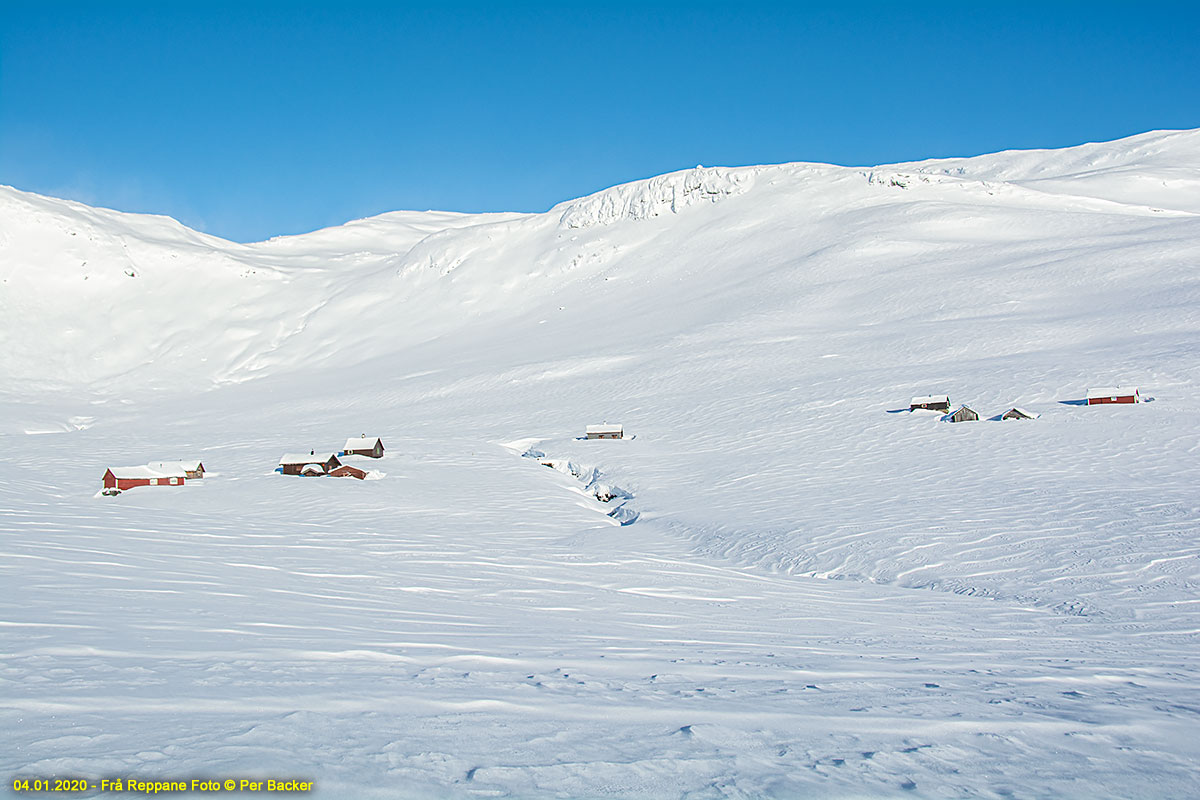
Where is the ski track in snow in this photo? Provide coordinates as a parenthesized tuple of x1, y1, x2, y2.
(3, 130, 1200, 798)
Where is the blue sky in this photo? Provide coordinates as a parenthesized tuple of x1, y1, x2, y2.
(2, 1, 1198, 242)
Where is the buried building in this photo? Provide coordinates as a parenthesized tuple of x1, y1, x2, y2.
(330, 465, 369, 480)
(278, 452, 342, 476)
(1000, 407, 1040, 420)
(942, 405, 980, 423)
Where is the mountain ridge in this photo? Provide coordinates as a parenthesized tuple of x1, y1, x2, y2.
(2, 128, 1197, 395)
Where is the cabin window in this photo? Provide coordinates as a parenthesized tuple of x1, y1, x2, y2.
(169, 477, 179, 485)
(150, 478, 158, 485)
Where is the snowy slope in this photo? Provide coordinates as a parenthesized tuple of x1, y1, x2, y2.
(2, 130, 1200, 798)
(898, 128, 1200, 213)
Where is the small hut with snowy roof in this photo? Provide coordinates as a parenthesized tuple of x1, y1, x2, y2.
(942, 405, 980, 423)
(343, 436, 385, 458)
(910, 395, 951, 412)
(1000, 407, 1040, 420)
(586, 423, 624, 440)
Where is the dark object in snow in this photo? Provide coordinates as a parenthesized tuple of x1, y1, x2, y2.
(330, 465, 368, 480)
(343, 435, 385, 458)
(999, 407, 1039, 420)
(279, 452, 341, 476)
(1086, 387, 1139, 405)
(910, 395, 950, 412)
(942, 405, 979, 423)
(586, 423, 623, 439)
(102, 465, 186, 491)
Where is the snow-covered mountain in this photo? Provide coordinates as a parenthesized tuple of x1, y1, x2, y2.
(2, 131, 1199, 798)
(6, 128, 1196, 397)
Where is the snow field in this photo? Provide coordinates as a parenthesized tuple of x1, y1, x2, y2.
(5, 422, 1197, 798)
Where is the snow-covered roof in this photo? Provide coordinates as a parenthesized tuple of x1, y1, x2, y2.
(344, 437, 382, 450)
(911, 395, 949, 405)
(1002, 407, 1040, 419)
(280, 453, 338, 465)
(300, 464, 326, 474)
(148, 460, 202, 473)
(1087, 387, 1138, 398)
(586, 424, 623, 434)
(105, 465, 186, 479)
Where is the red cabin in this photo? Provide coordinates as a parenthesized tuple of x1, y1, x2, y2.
(1086, 387, 1140, 405)
(102, 465, 187, 491)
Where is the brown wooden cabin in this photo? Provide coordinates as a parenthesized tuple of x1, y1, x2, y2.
(279, 452, 341, 476)
(910, 395, 951, 412)
(343, 436, 385, 458)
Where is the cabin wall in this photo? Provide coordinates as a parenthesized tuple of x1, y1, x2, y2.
(115, 477, 183, 490)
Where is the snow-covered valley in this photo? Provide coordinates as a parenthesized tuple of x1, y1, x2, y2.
(2, 130, 1199, 798)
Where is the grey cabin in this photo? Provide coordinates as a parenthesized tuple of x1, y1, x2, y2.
(344, 436, 385, 458)
(942, 405, 980, 423)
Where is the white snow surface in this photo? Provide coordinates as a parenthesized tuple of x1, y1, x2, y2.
(3, 129, 1200, 798)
